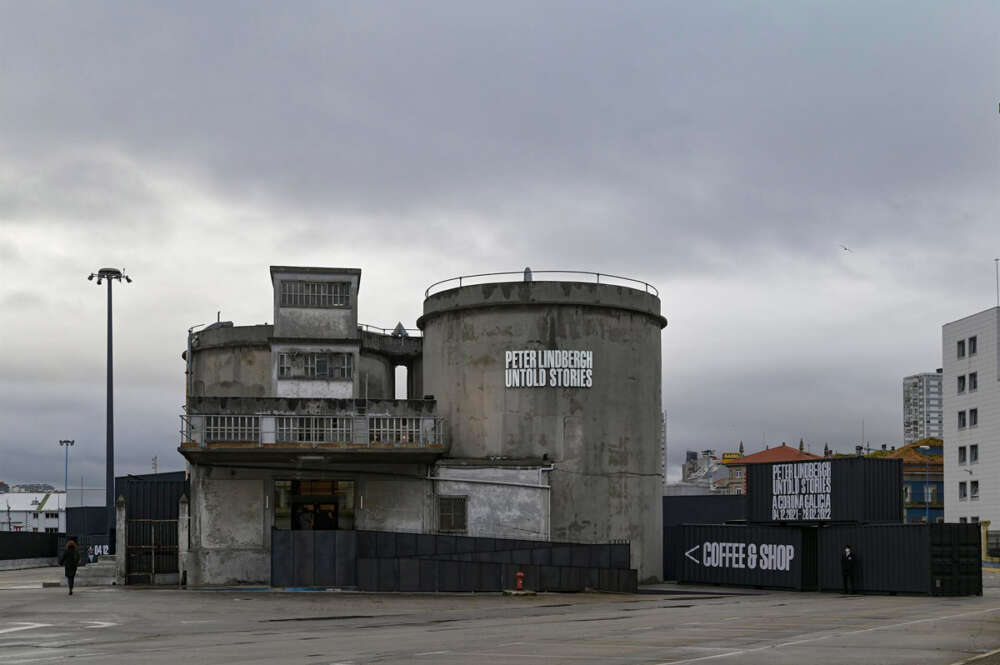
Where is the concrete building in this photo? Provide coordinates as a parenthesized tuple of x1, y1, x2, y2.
(903, 370, 943, 445)
(943, 308, 999, 526)
(871, 439, 943, 524)
(179, 267, 667, 584)
(1, 492, 65, 533)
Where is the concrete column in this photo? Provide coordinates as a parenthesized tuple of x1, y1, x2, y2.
(981, 519, 991, 561)
(114, 496, 126, 586)
(178, 493, 190, 586)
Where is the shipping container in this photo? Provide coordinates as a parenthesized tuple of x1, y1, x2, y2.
(663, 495, 747, 580)
(674, 524, 812, 590)
(746, 457, 902, 524)
(817, 523, 981, 596)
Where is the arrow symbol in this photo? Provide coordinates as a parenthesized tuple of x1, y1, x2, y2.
(684, 545, 700, 564)
(0, 622, 52, 635)
(83, 621, 118, 629)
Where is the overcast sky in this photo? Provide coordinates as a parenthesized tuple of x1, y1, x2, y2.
(2, 2, 998, 487)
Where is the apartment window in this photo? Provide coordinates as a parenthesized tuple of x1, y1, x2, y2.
(276, 416, 352, 444)
(972, 516, 980, 523)
(280, 280, 350, 308)
(44, 527, 57, 533)
(958, 375, 966, 393)
(971, 481, 979, 501)
(958, 411, 967, 429)
(303, 353, 353, 380)
(970, 408, 978, 427)
(438, 496, 468, 534)
(960, 517, 968, 524)
(957, 339, 966, 358)
(205, 415, 260, 443)
(904, 485, 912, 502)
(969, 372, 978, 392)
(926, 485, 938, 503)
(278, 353, 292, 378)
(971, 444, 979, 464)
(959, 446, 967, 465)
(32, 512, 38, 519)
(44, 512, 58, 519)
(959, 481, 968, 501)
(969, 336, 977, 355)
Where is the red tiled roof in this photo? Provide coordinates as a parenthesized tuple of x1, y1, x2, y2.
(728, 444, 820, 465)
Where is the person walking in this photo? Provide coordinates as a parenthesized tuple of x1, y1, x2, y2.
(840, 544, 856, 594)
(59, 539, 81, 595)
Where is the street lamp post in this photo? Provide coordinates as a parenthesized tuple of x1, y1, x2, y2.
(59, 440, 74, 494)
(88, 268, 131, 553)
(919, 445, 931, 524)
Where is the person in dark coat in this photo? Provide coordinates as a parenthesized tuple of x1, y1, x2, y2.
(840, 544, 856, 594)
(58, 540, 80, 595)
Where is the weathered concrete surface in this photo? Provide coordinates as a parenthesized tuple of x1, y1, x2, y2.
(2, 576, 999, 665)
(420, 281, 666, 582)
(434, 464, 550, 540)
(0, 557, 56, 570)
(270, 267, 360, 340)
(359, 350, 396, 399)
(188, 324, 272, 397)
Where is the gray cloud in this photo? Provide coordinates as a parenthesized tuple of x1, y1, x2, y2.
(1, 1, 998, 485)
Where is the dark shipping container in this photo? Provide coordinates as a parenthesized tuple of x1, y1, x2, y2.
(746, 457, 902, 524)
(674, 524, 809, 590)
(676, 523, 981, 596)
(663, 495, 747, 580)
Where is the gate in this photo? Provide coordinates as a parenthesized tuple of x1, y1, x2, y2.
(126, 519, 178, 584)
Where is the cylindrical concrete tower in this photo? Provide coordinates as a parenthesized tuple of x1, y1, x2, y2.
(418, 276, 667, 581)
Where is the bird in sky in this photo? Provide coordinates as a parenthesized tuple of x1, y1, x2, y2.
(839, 244, 852, 253)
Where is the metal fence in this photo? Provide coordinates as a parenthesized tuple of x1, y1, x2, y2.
(988, 531, 1000, 558)
(183, 414, 445, 449)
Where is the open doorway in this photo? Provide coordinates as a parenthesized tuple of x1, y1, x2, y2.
(273, 480, 355, 530)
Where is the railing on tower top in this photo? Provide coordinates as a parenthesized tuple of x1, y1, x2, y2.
(424, 270, 659, 299)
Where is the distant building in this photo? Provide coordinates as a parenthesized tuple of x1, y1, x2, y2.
(903, 371, 943, 445)
(722, 443, 821, 495)
(871, 439, 943, 523)
(943, 308, 999, 526)
(11, 483, 55, 493)
(0, 481, 9, 493)
(0, 492, 65, 533)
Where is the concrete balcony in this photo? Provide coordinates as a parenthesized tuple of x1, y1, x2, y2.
(179, 398, 446, 465)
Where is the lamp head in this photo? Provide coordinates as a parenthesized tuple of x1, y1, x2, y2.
(88, 274, 95, 281)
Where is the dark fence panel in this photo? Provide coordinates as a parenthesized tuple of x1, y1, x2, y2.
(746, 457, 902, 524)
(988, 531, 1000, 558)
(116, 476, 188, 520)
(0, 532, 59, 560)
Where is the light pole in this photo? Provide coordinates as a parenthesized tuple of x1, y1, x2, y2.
(89, 268, 131, 553)
(59, 440, 74, 494)
(919, 444, 931, 523)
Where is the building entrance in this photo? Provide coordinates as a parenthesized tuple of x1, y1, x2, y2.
(274, 480, 355, 531)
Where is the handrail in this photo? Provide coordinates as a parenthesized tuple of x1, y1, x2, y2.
(424, 270, 659, 298)
(358, 323, 422, 337)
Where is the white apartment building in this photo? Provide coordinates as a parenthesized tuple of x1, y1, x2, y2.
(0, 492, 66, 532)
(942, 307, 999, 525)
(903, 370, 943, 445)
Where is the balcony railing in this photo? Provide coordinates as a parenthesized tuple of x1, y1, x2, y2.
(180, 414, 445, 451)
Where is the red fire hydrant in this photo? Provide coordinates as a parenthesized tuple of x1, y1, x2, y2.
(516, 571, 525, 591)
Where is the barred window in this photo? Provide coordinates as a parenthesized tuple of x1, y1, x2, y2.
(302, 353, 353, 380)
(276, 416, 352, 443)
(278, 353, 292, 378)
(369, 417, 422, 445)
(280, 280, 350, 308)
(438, 496, 467, 534)
(205, 415, 259, 442)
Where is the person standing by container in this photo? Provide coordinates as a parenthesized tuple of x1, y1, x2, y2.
(59, 539, 80, 595)
(840, 544, 856, 594)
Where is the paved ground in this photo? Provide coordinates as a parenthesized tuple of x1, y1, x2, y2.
(1, 567, 1000, 665)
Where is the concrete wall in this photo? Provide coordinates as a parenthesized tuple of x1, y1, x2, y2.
(434, 465, 549, 540)
(359, 351, 396, 400)
(271, 267, 360, 340)
(188, 324, 273, 398)
(419, 281, 666, 581)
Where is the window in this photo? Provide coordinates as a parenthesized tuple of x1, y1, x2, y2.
(959, 446, 967, 465)
(278, 353, 292, 378)
(969, 372, 978, 392)
(958, 375, 966, 393)
(971, 481, 979, 501)
(972, 516, 980, 523)
(970, 408, 978, 427)
(370, 417, 422, 445)
(926, 485, 937, 503)
(205, 415, 260, 442)
(438, 496, 468, 534)
(957, 340, 966, 358)
(32, 512, 38, 519)
(958, 411, 967, 429)
(960, 517, 968, 524)
(44, 527, 57, 533)
(44, 512, 58, 519)
(971, 444, 979, 464)
(969, 336, 977, 355)
(279, 280, 350, 308)
(904, 485, 912, 502)
(276, 416, 352, 444)
(959, 481, 968, 501)
(301, 353, 353, 380)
